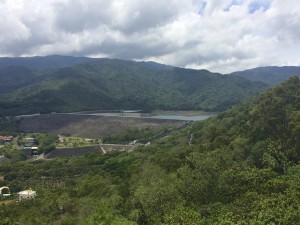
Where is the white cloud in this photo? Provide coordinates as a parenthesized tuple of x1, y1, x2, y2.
(0, 0, 299, 73)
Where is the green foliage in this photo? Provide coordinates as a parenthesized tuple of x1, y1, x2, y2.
(0, 58, 267, 116)
(129, 163, 182, 224)
(103, 127, 159, 144)
(0, 117, 19, 135)
(35, 133, 59, 154)
(0, 144, 27, 162)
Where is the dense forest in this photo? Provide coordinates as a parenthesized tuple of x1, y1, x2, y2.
(0, 77, 299, 224)
(0, 56, 267, 115)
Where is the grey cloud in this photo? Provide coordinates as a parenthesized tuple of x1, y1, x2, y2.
(54, 0, 111, 33)
(78, 34, 176, 59)
(0, 0, 299, 73)
(113, 1, 178, 34)
(53, 0, 182, 34)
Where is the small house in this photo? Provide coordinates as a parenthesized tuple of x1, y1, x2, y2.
(25, 138, 35, 145)
(31, 147, 39, 156)
(17, 189, 36, 202)
(0, 136, 14, 143)
(0, 186, 10, 197)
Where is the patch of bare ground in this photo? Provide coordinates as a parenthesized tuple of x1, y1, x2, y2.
(0, 200, 15, 205)
(45, 144, 138, 159)
(17, 114, 186, 139)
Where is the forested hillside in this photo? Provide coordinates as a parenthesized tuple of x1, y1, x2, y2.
(0, 57, 267, 115)
(230, 66, 300, 86)
(0, 55, 96, 70)
(0, 77, 299, 224)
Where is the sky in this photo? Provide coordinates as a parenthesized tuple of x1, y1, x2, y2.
(0, 0, 299, 73)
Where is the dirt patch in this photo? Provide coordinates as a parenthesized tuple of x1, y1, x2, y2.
(17, 114, 186, 139)
(45, 144, 139, 158)
(0, 200, 15, 205)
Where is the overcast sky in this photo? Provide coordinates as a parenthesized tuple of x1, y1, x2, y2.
(0, 0, 299, 73)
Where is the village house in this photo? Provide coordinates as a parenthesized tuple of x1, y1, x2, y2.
(31, 146, 39, 156)
(0, 136, 14, 144)
(25, 137, 35, 145)
(17, 189, 36, 202)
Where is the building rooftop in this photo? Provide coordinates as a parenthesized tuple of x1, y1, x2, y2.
(18, 189, 36, 195)
(0, 136, 14, 140)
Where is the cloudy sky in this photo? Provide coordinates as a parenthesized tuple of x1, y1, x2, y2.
(0, 0, 299, 73)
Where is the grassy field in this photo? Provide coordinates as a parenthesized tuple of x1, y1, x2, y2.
(56, 136, 100, 149)
(17, 114, 186, 139)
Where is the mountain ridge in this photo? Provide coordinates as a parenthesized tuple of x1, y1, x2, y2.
(0, 56, 268, 116)
(228, 66, 300, 85)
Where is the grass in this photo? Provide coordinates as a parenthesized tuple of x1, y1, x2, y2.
(56, 136, 100, 149)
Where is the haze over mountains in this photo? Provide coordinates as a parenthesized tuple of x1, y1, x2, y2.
(0, 55, 299, 116)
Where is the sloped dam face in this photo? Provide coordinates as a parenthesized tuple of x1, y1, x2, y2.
(72, 110, 216, 121)
(17, 114, 187, 139)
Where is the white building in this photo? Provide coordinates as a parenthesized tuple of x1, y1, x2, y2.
(17, 189, 36, 202)
(0, 186, 10, 196)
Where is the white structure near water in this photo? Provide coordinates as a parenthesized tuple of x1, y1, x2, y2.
(17, 189, 36, 201)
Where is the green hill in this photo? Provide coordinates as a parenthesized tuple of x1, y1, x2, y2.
(0, 57, 267, 116)
(229, 66, 300, 86)
(0, 77, 299, 224)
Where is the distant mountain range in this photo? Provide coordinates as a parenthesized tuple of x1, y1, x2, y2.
(229, 66, 300, 86)
(0, 55, 96, 70)
(1, 55, 298, 116)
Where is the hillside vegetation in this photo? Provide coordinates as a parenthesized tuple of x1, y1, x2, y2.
(0, 56, 267, 115)
(230, 66, 300, 86)
(0, 77, 299, 224)
(0, 55, 96, 70)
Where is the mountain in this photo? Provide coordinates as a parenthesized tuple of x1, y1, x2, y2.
(229, 66, 300, 86)
(0, 57, 267, 116)
(0, 66, 41, 94)
(0, 55, 96, 70)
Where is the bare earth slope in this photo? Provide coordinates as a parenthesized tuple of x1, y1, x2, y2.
(17, 114, 185, 138)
